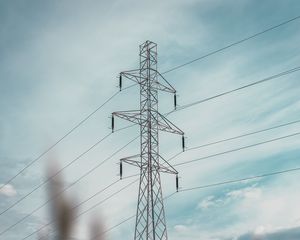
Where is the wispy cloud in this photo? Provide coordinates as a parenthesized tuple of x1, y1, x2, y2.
(0, 184, 17, 197)
(234, 226, 300, 240)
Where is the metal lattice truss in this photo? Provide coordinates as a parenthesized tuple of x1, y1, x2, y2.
(120, 154, 178, 175)
(120, 69, 176, 93)
(112, 110, 184, 135)
(112, 40, 184, 240)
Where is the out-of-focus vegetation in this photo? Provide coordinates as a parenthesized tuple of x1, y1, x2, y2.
(38, 162, 104, 240)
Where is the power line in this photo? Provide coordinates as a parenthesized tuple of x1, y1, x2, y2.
(39, 66, 299, 238)
(18, 130, 300, 239)
(112, 65, 300, 167)
(0, 126, 139, 232)
(2, 12, 298, 193)
(0, 134, 138, 218)
(0, 122, 138, 225)
(16, 122, 299, 240)
(0, 133, 112, 216)
(5, 118, 300, 235)
(50, 179, 138, 239)
(0, 92, 118, 192)
(90, 184, 180, 240)
(168, 66, 300, 114)
(167, 118, 300, 162)
(0, 83, 137, 193)
(100, 214, 136, 237)
(1, 168, 139, 238)
(162, 15, 300, 74)
(0, 117, 138, 219)
(76, 179, 138, 218)
(106, 66, 300, 144)
(179, 166, 300, 192)
(2, 14, 299, 192)
(21, 178, 139, 240)
(0, 178, 120, 236)
(174, 131, 300, 167)
(93, 165, 300, 239)
(4, 13, 300, 236)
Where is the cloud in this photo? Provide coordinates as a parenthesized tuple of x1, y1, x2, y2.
(235, 226, 300, 240)
(0, 184, 17, 197)
(197, 195, 217, 210)
(226, 186, 262, 201)
(174, 224, 189, 233)
(196, 185, 261, 211)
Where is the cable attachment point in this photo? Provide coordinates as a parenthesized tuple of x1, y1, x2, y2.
(176, 174, 179, 192)
(182, 135, 185, 152)
(174, 93, 177, 110)
(119, 74, 122, 91)
(111, 114, 115, 133)
(120, 161, 123, 179)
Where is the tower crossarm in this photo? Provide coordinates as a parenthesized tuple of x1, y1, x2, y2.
(112, 110, 142, 125)
(121, 154, 178, 175)
(120, 68, 176, 94)
(120, 69, 145, 84)
(121, 154, 143, 168)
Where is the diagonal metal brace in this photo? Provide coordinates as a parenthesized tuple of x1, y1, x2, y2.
(119, 68, 176, 94)
(112, 110, 142, 126)
(121, 154, 143, 168)
(157, 154, 178, 175)
(154, 70, 176, 93)
(157, 112, 184, 135)
(121, 154, 178, 175)
(120, 69, 144, 84)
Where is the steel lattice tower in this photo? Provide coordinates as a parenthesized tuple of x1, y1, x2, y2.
(112, 40, 185, 240)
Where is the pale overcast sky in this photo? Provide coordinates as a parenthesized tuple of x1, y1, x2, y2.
(1, 0, 300, 240)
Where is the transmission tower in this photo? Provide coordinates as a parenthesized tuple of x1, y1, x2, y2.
(112, 40, 185, 240)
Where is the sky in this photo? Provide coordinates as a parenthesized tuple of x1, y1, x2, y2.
(0, 0, 300, 239)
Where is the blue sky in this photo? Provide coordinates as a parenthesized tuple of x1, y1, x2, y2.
(1, 0, 300, 239)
